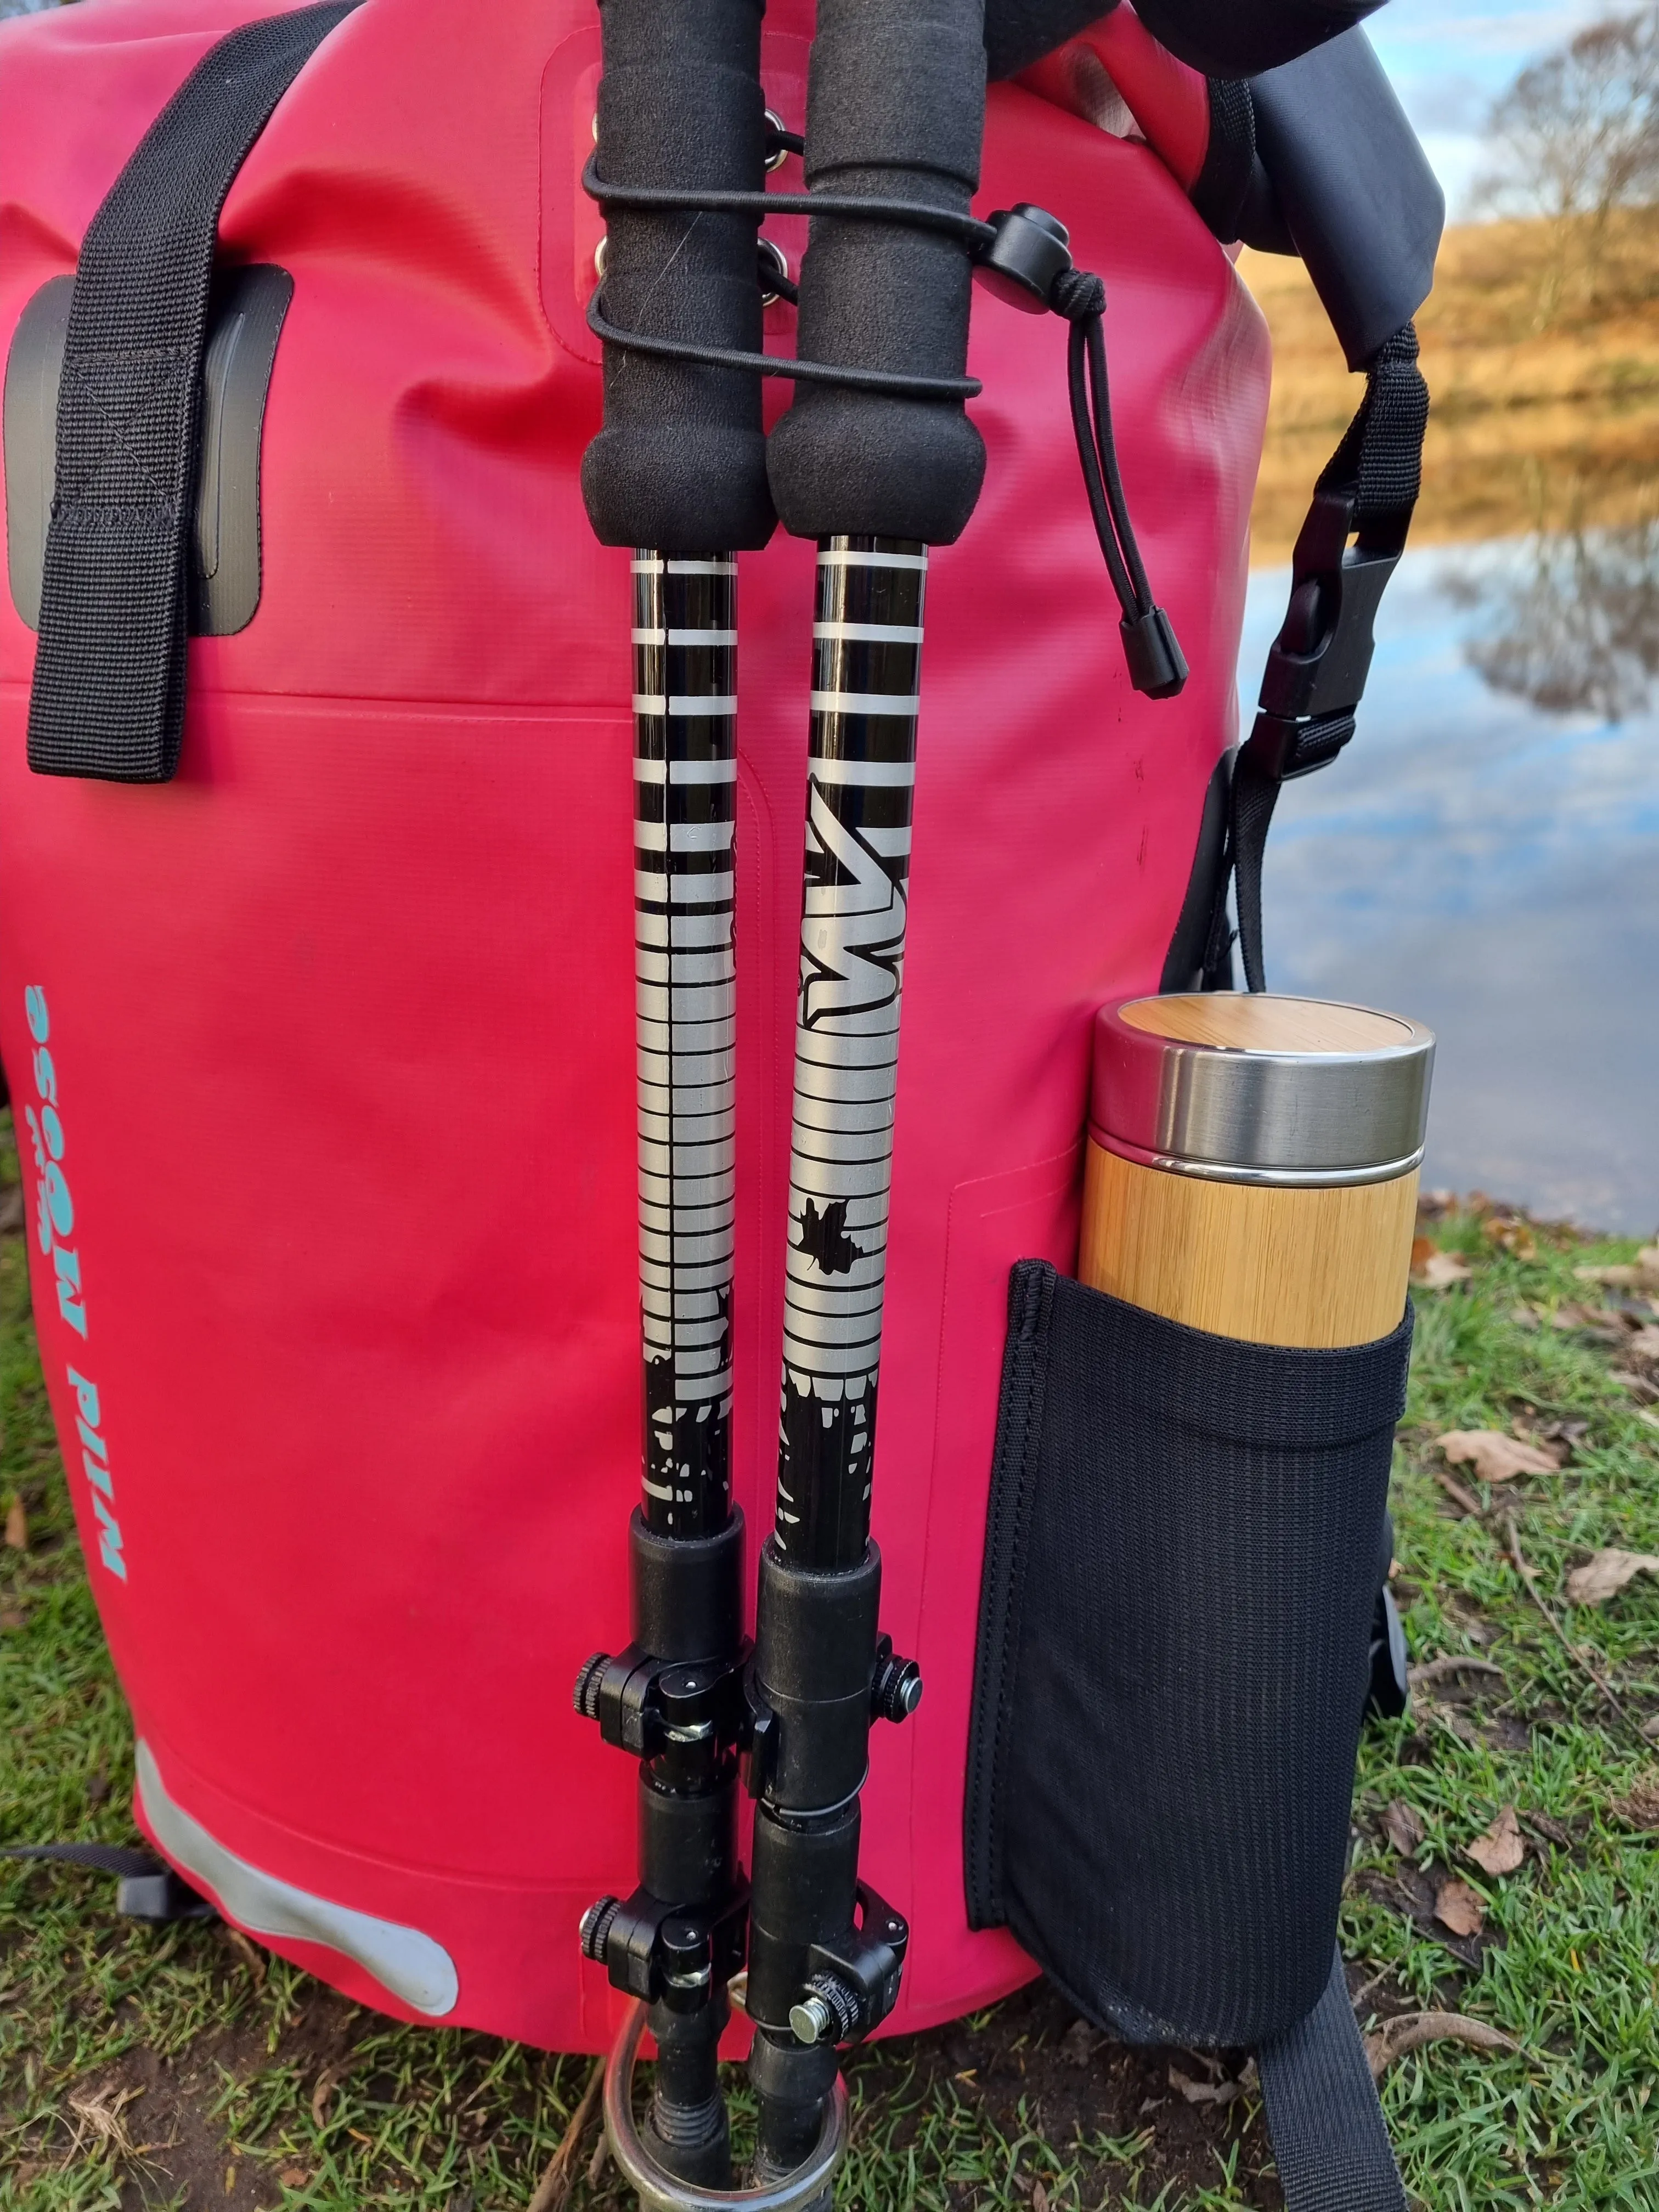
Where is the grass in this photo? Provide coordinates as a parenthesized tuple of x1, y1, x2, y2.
(1242, 206, 1659, 559)
(4, 1112, 1658, 2210)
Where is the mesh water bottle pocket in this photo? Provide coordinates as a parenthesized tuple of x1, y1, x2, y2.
(964, 1260, 1411, 2048)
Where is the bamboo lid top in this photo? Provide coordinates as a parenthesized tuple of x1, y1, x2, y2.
(1092, 993, 1435, 1187)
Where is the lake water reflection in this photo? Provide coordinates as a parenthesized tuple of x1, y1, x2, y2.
(1244, 526, 1659, 1233)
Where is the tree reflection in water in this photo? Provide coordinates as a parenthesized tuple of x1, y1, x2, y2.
(1445, 519, 1659, 719)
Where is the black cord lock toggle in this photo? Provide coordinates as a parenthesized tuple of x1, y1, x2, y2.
(974, 202, 1075, 314)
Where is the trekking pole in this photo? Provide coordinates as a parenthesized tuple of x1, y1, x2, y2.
(740, 0, 990, 2181)
(573, 0, 773, 2187)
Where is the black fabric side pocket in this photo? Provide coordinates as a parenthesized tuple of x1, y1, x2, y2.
(965, 1261, 1412, 2049)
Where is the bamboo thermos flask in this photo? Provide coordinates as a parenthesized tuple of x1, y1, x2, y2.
(1081, 995, 1436, 1349)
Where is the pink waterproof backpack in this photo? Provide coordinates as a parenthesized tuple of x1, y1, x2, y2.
(0, 0, 1267, 2049)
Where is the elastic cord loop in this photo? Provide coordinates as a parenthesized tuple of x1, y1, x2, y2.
(584, 156, 997, 251)
(584, 294, 980, 399)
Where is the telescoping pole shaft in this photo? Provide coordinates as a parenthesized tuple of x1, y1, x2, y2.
(747, 0, 989, 2180)
(635, 550, 738, 1545)
(744, 535, 928, 2177)
(576, 0, 774, 2188)
(777, 537, 924, 1569)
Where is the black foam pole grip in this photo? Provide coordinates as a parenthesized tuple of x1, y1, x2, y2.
(767, 0, 988, 545)
(581, 0, 775, 552)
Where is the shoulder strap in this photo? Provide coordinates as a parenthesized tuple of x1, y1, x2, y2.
(1207, 321, 1429, 990)
(1259, 1946, 1407, 2212)
(25, 0, 362, 786)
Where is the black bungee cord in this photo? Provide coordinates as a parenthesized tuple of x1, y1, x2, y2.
(584, 148, 1188, 699)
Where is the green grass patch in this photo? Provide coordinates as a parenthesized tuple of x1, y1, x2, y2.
(4, 1139, 1657, 2209)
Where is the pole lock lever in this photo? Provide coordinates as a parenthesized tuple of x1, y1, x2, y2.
(580, 1881, 750, 2011)
(787, 1883, 910, 2047)
(574, 1645, 749, 1759)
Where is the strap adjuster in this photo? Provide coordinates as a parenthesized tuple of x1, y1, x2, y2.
(1242, 707, 1356, 785)
(1256, 489, 1401, 734)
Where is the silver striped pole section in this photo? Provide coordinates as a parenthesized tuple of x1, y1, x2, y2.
(777, 533, 924, 1570)
(742, 538, 928, 2181)
(633, 551, 738, 1541)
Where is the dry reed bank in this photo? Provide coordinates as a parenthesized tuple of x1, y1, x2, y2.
(1243, 205, 1659, 560)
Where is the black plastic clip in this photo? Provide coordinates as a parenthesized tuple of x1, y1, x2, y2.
(1246, 486, 1400, 785)
(787, 1882, 910, 2047)
(580, 1880, 750, 2011)
(574, 1644, 748, 1762)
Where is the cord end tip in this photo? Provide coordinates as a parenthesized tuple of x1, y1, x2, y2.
(1121, 606, 1188, 699)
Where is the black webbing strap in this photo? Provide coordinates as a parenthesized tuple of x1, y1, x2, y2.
(2, 1840, 217, 1920)
(1259, 1948, 1408, 2212)
(25, 1, 360, 785)
(1206, 323, 1429, 989)
(2, 1841, 160, 1876)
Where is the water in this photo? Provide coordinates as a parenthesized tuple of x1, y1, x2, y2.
(1243, 526, 1659, 1234)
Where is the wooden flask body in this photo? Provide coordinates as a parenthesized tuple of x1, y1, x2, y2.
(1081, 995, 1432, 1351)
(1080, 1142, 1418, 1350)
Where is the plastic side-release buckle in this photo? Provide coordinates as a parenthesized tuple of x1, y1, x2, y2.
(1249, 488, 1400, 781)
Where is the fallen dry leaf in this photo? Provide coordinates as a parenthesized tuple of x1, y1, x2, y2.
(1363, 2011, 1519, 2080)
(1576, 1264, 1640, 1289)
(586, 2130, 610, 2190)
(1032, 2186, 1050, 2212)
(1168, 2066, 1240, 2107)
(1383, 1799, 1424, 1855)
(309, 2061, 352, 2129)
(279, 2171, 308, 2190)
(1437, 1430, 1562, 1484)
(1609, 1773, 1659, 1830)
(525, 2058, 603, 2212)
(1415, 1250, 1472, 1290)
(1465, 1805, 1525, 1877)
(1435, 1469, 1485, 1518)
(1524, 1809, 1575, 1847)
(1550, 1302, 1627, 1342)
(1565, 1549, 1659, 1606)
(1625, 1325, 1659, 1360)
(3, 1496, 25, 1551)
(0, 1606, 25, 1632)
(1482, 1216, 1537, 1259)
(1409, 1656, 1505, 1689)
(1059, 2019, 1100, 2066)
(66, 2083, 143, 2157)
(1434, 1878, 1485, 1937)
(224, 1928, 266, 1985)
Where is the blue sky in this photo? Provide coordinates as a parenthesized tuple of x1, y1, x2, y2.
(1369, 1, 1620, 215)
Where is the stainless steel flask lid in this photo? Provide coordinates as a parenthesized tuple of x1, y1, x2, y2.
(1090, 994, 1436, 1188)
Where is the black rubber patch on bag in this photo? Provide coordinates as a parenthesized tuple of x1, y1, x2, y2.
(965, 1260, 1411, 2049)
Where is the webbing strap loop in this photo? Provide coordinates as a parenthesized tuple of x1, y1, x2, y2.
(1209, 323, 1429, 990)
(26, 0, 362, 786)
(1258, 1948, 1409, 2212)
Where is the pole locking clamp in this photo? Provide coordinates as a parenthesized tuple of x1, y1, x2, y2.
(787, 1881, 910, 2047)
(579, 1881, 750, 2012)
(573, 1644, 748, 1758)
